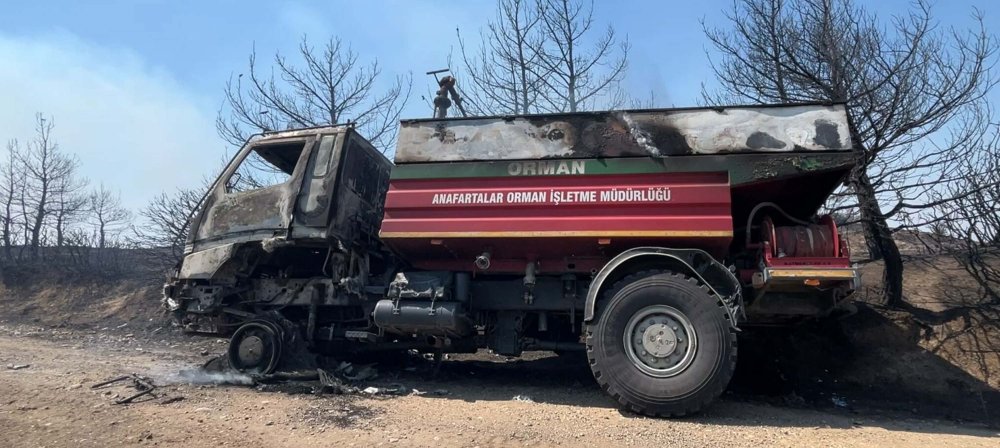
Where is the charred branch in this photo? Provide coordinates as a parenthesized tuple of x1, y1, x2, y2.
(216, 37, 412, 153)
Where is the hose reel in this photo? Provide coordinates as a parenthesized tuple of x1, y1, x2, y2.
(759, 215, 840, 259)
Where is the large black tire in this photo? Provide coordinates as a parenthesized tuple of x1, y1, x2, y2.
(586, 271, 737, 417)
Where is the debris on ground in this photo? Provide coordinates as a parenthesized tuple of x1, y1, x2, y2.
(178, 355, 390, 397)
(361, 384, 409, 395)
(512, 394, 534, 402)
(341, 363, 378, 381)
(91, 374, 160, 405)
(318, 368, 355, 394)
(6, 364, 30, 370)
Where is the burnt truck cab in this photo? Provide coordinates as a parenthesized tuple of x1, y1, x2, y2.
(164, 125, 393, 335)
(165, 104, 859, 417)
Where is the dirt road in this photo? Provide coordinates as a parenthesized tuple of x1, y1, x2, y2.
(0, 323, 996, 448)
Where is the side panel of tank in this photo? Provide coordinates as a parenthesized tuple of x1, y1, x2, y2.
(380, 166, 732, 270)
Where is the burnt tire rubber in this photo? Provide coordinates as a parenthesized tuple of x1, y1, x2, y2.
(586, 271, 737, 417)
(227, 320, 284, 374)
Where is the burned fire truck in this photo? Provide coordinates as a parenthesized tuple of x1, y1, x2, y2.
(164, 103, 858, 416)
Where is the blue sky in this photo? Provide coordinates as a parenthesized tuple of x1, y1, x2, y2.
(1, 0, 997, 210)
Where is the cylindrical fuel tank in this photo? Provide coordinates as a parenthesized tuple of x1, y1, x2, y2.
(372, 300, 474, 337)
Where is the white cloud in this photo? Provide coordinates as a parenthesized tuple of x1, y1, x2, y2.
(0, 32, 224, 211)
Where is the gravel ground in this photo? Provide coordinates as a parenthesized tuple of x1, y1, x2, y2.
(0, 322, 997, 448)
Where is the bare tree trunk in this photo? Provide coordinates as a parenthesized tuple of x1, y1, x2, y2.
(18, 178, 29, 262)
(850, 168, 904, 306)
(1, 218, 9, 260)
(55, 215, 64, 247)
(1, 141, 17, 261)
(98, 219, 106, 250)
(29, 183, 47, 256)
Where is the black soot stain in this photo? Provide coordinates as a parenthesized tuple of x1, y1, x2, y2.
(746, 131, 785, 149)
(813, 119, 841, 148)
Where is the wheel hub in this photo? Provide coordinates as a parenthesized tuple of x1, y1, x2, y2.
(642, 323, 677, 357)
(624, 305, 698, 378)
(237, 335, 265, 366)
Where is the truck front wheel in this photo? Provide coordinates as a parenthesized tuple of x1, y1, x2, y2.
(228, 320, 285, 374)
(586, 271, 737, 416)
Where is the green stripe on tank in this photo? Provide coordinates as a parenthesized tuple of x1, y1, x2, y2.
(390, 153, 854, 185)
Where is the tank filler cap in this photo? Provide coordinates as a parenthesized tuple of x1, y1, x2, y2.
(475, 250, 492, 270)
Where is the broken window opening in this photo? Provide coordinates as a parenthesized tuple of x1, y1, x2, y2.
(226, 141, 306, 193)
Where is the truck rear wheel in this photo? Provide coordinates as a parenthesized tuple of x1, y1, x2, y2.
(586, 271, 737, 416)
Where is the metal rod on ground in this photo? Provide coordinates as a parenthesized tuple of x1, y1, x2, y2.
(114, 375, 157, 405)
(115, 387, 155, 405)
(91, 375, 131, 389)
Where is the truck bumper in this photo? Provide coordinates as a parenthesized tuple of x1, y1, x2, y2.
(755, 267, 860, 291)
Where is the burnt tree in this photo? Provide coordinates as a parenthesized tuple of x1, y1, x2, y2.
(458, 0, 547, 115)
(51, 161, 88, 247)
(217, 36, 412, 153)
(458, 0, 630, 114)
(88, 183, 131, 250)
(0, 140, 24, 260)
(133, 187, 202, 270)
(930, 117, 1000, 303)
(19, 114, 81, 256)
(703, 0, 997, 307)
(535, 0, 629, 112)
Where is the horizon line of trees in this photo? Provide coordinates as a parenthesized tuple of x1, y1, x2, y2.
(0, 113, 196, 277)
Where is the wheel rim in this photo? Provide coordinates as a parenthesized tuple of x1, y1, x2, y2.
(238, 335, 265, 366)
(623, 305, 698, 378)
(228, 322, 282, 374)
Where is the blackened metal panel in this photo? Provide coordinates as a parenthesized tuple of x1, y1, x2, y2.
(293, 133, 343, 229)
(394, 103, 852, 163)
(192, 139, 313, 248)
(325, 129, 393, 248)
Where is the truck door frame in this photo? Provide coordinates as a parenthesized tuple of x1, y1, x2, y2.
(188, 135, 318, 251)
